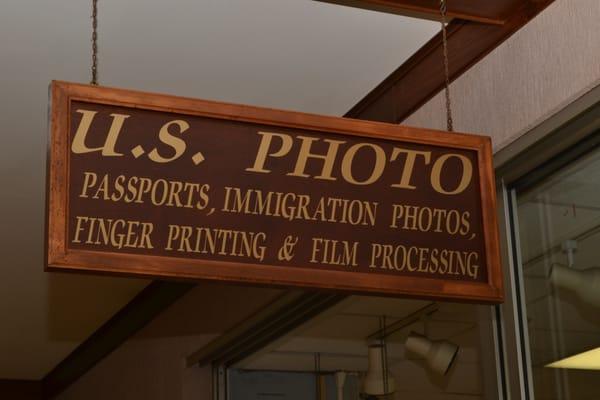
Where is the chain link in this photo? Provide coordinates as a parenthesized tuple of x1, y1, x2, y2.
(91, 0, 99, 85)
(440, 0, 453, 132)
(87, 0, 450, 125)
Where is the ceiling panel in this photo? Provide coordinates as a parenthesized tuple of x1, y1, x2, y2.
(0, 0, 439, 379)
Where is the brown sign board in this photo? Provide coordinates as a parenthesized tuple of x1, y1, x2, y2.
(46, 81, 503, 303)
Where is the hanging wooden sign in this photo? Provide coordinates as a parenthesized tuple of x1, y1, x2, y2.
(46, 81, 503, 303)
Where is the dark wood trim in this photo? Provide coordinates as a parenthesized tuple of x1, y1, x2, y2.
(317, 0, 523, 25)
(47, 81, 502, 303)
(344, 0, 555, 124)
(41, 281, 194, 399)
(187, 291, 346, 367)
(0, 380, 42, 400)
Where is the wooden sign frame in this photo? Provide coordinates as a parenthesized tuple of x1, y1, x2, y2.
(46, 81, 503, 303)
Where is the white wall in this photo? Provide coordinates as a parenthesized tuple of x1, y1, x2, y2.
(403, 0, 600, 152)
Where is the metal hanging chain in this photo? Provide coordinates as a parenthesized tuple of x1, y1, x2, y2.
(91, 0, 99, 85)
(440, 0, 453, 132)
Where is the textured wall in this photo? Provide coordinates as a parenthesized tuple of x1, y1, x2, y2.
(403, 0, 600, 152)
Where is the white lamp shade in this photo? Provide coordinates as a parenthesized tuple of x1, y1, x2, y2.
(550, 264, 600, 306)
(405, 332, 459, 376)
(361, 345, 395, 396)
(334, 371, 346, 400)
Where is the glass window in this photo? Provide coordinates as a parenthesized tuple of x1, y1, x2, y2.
(513, 143, 600, 399)
(226, 296, 500, 399)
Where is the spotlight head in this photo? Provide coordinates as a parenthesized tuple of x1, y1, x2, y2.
(550, 264, 600, 306)
(404, 332, 459, 376)
(361, 344, 395, 396)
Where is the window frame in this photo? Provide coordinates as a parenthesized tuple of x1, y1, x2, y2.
(494, 85, 600, 400)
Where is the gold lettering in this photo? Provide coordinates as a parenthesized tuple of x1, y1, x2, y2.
(431, 154, 473, 195)
(197, 184, 210, 210)
(72, 216, 154, 250)
(165, 225, 180, 251)
(246, 132, 293, 173)
(136, 178, 153, 203)
(403, 206, 418, 230)
(165, 225, 266, 261)
(467, 252, 480, 279)
(460, 211, 471, 235)
(148, 120, 189, 163)
(71, 110, 128, 156)
(311, 238, 358, 267)
(80, 172, 97, 198)
(178, 226, 194, 252)
(92, 174, 110, 200)
(111, 175, 125, 201)
(287, 136, 344, 180)
(140, 223, 154, 249)
(390, 204, 472, 236)
(221, 187, 377, 226)
(167, 181, 184, 207)
(124, 221, 140, 248)
(310, 238, 323, 263)
(73, 216, 88, 243)
(390, 148, 431, 189)
(369, 244, 382, 268)
(341, 143, 385, 185)
(368, 242, 480, 279)
(390, 204, 403, 228)
(150, 179, 169, 206)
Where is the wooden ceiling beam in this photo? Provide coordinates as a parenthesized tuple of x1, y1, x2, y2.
(344, 0, 555, 123)
(42, 281, 195, 399)
(316, 0, 524, 25)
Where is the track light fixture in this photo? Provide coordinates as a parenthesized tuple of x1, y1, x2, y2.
(549, 240, 600, 306)
(334, 371, 346, 400)
(361, 344, 396, 397)
(404, 332, 459, 376)
(550, 264, 600, 306)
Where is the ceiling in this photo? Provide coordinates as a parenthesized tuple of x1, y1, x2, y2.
(0, 0, 440, 380)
